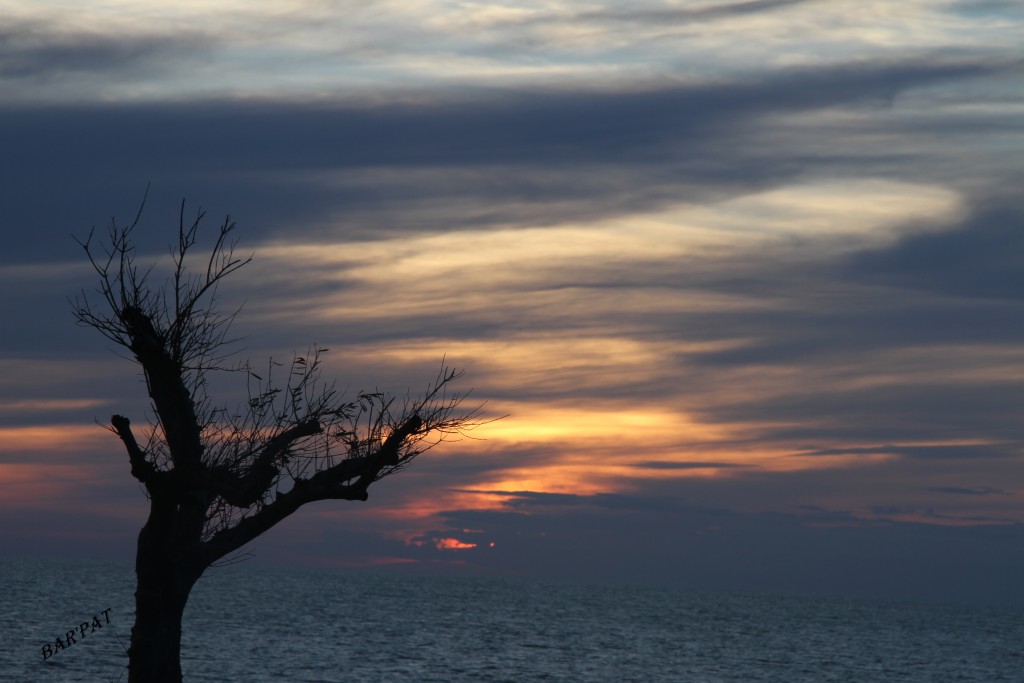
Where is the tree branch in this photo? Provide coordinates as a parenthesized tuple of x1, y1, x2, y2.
(74, 197, 488, 575)
(111, 415, 163, 489)
(357, 413, 423, 484)
(200, 414, 424, 565)
(211, 419, 324, 508)
(121, 305, 205, 470)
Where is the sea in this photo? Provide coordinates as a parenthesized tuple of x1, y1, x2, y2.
(3, 556, 1022, 683)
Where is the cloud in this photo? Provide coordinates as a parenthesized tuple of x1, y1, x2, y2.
(28, 186, 1024, 552)
(848, 201, 1024, 300)
(432, 537, 477, 550)
(2, 1, 1023, 603)
(0, 21, 213, 82)
(417, 0, 1014, 70)
(802, 444, 1023, 461)
(418, 495, 1024, 604)
(950, 0, 1024, 16)
(454, 0, 821, 50)
(455, 489, 679, 512)
(0, 54, 1014, 276)
(928, 486, 1012, 496)
(631, 460, 751, 470)
(583, 0, 817, 23)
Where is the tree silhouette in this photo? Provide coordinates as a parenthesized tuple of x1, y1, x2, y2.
(72, 197, 480, 683)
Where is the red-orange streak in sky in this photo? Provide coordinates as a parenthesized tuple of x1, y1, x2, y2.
(0, 424, 109, 453)
(434, 537, 477, 550)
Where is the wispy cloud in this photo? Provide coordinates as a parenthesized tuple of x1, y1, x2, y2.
(0, 21, 213, 81)
(928, 486, 1012, 496)
(632, 461, 751, 470)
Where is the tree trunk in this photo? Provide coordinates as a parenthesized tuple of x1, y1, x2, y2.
(127, 505, 205, 683)
(128, 581, 188, 683)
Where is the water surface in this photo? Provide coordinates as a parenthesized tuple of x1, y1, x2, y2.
(4, 556, 1021, 682)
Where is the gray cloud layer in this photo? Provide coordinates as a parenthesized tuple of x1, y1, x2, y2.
(0, 21, 213, 80)
(1, 55, 1016, 258)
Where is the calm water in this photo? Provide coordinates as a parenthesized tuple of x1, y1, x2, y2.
(3, 556, 1022, 682)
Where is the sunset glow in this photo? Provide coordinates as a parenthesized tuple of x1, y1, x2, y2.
(3, 0, 1024, 604)
(434, 538, 477, 551)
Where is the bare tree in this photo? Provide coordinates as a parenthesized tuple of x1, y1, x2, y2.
(72, 196, 481, 683)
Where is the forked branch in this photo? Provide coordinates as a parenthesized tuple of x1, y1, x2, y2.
(73, 194, 490, 569)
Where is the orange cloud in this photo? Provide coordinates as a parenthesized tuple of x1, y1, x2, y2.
(0, 424, 111, 454)
(434, 537, 477, 550)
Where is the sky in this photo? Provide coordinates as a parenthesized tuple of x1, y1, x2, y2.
(2, 0, 1024, 606)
